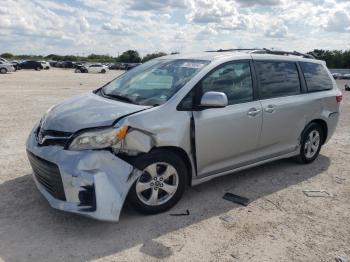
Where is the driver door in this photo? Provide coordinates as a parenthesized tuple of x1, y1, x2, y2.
(193, 61, 263, 177)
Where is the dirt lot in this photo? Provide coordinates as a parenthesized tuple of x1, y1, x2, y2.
(0, 69, 349, 262)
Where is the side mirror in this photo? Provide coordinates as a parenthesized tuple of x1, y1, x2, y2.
(200, 91, 228, 108)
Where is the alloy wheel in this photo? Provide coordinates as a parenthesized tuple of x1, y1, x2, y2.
(136, 162, 179, 206)
(304, 130, 320, 159)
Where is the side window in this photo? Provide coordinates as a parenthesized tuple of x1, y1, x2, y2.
(255, 61, 301, 99)
(300, 62, 333, 92)
(201, 62, 253, 105)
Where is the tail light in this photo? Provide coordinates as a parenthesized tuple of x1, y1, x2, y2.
(336, 94, 343, 103)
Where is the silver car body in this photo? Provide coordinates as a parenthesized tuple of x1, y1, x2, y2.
(26, 51, 340, 221)
(0, 61, 15, 73)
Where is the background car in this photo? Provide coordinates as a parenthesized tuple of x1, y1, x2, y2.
(85, 64, 109, 73)
(343, 73, 350, 79)
(0, 61, 15, 74)
(125, 63, 141, 70)
(19, 61, 43, 70)
(332, 73, 342, 79)
(74, 65, 88, 73)
(39, 61, 50, 70)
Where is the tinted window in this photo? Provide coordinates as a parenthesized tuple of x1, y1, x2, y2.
(300, 62, 333, 92)
(256, 61, 301, 99)
(201, 62, 253, 105)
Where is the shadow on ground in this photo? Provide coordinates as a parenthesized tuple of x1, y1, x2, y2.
(0, 155, 330, 262)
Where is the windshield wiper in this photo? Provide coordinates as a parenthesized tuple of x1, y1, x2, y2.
(102, 90, 138, 105)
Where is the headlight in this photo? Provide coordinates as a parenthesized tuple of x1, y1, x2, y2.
(69, 126, 128, 151)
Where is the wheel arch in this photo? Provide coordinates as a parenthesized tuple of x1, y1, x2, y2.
(151, 146, 193, 186)
(305, 119, 328, 145)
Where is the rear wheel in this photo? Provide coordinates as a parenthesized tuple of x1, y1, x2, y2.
(0, 68, 7, 74)
(295, 123, 323, 164)
(101, 69, 106, 73)
(128, 150, 187, 214)
(35, 67, 41, 71)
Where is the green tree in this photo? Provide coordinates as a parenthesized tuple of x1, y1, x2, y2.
(141, 52, 167, 63)
(0, 53, 14, 59)
(116, 50, 141, 63)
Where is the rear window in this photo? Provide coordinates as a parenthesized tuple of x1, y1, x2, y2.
(300, 62, 333, 92)
(255, 61, 301, 99)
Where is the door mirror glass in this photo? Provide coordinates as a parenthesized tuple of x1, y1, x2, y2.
(200, 91, 228, 108)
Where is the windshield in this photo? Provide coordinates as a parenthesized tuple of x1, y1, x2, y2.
(102, 59, 209, 106)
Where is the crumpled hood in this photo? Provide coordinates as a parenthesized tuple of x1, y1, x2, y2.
(40, 92, 150, 133)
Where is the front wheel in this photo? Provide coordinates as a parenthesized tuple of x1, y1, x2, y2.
(128, 150, 187, 214)
(101, 69, 106, 73)
(0, 68, 7, 74)
(295, 123, 323, 164)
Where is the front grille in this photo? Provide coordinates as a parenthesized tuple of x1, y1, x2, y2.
(27, 151, 66, 201)
(35, 126, 72, 147)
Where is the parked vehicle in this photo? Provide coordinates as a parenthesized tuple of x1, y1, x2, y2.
(39, 61, 50, 70)
(75, 64, 108, 73)
(343, 73, 350, 80)
(10, 61, 21, 70)
(109, 62, 123, 70)
(125, 63, 141, 70)
(0, 61, 15, 74)
(61, 61, 74, 68)
(19, 61, 43, 70)
(26, 50, 341, 221)
(332, 73, 342, 79)
(74, 64, 88, 73)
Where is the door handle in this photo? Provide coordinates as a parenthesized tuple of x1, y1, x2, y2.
(247, 108, 261, 117)
(265, 105, 276, 113)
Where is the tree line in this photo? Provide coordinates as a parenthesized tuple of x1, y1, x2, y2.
(1, 49, 349, 68)
(0, 50, 177, 64)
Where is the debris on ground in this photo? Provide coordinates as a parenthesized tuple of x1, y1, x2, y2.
(335, 177, 346, 184)
(219, 214, 235, 224)
(335, 256, 348, 262)
(169, 209, 190, 216)
(223, 193, 250, 206)
(302, 190, 333, 197)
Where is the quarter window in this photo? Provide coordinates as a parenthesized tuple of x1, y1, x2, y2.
(255, 61, 301, 99)
(201, 62, 253, 105)
(300, 62, 333, 92)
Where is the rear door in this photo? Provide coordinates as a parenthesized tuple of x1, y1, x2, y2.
(193, 61, 263, 177)
(253, 60, 308, 158)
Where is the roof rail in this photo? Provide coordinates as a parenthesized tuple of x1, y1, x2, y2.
(206, 48, 264, 53)
(205, 48, 315, 59)
(252, 48, 315, 59)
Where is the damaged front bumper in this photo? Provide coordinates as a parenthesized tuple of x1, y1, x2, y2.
(26, 125, 141, 222)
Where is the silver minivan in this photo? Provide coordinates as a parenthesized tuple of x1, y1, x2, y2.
(26, 50, 342, 221)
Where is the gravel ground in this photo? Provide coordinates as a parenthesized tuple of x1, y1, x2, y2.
(0, 69, 349, 262)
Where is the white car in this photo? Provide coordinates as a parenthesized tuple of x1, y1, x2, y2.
(39, 61, 50, 70)
(85, 64, 109, 73)
(0, 61, 15, 74)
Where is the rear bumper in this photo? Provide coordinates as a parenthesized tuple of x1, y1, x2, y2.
(26, 125, 141, 222)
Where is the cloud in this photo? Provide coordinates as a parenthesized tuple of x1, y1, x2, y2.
(0, 0, 349, 56)
(325, 10, 350, 32)
(128, 0, 188, 11)
(235, 0, 281, 7)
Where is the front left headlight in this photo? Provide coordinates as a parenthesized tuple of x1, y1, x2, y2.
(69, 126, 128, 151)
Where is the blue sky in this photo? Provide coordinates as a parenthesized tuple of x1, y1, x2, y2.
(0, 0, 349, 56)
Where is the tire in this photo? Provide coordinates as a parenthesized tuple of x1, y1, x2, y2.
(35, 67, 41, 71)
(128, 149, 188, 214)
(74, 69, 80, 73)
(294, 123, 323, 164)
(0, 68, 7, 74)
(101, 69, 106, 73)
